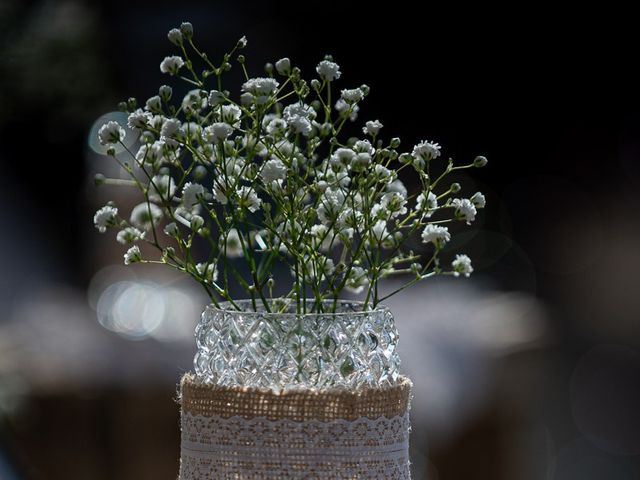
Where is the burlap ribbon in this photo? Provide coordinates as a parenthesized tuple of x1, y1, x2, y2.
(179, 374, 413, 479)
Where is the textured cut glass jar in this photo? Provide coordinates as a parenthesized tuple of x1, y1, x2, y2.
(193, 300, 401, 390)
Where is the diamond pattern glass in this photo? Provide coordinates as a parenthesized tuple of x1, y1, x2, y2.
(194, 300, 401, 389)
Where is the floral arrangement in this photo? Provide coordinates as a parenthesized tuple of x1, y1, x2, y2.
(93, 22, 487, 314)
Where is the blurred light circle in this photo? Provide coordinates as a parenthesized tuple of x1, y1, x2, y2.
(149, 287, 200, 343)
(88, 111, 137, 155)
(111, 281, 165, 340)
(88, 265, 137, 311)
(96, 280, 165, 340)
(570, 345, 640, 455)
(96, 281, 131, 333)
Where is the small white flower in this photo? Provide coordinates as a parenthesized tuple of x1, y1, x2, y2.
(160, 118, 182, 139)
(241, 77, 279, 96)
(124, 245, 142, 265)
(237, 36, 247, 48)
(94, 205, 118, 232)
(412, 140, 441, 168)
(208, 90, 225, 106)
(164, 222, 179, 236)
(452, 254, 473, 277)
(182, 89, 207, 113)
(283, 103, 316, 136)
(363, 120, 383, 136)
(204, 122, 234, 141)
(220, 104, 242, 127)
(190, 215, 205, 231)
(116, 227, 145, 245)
(387, 179, 407, 198)
(335, 98, 359, 121)
(416, 191, 438, 217)
(380, 192, 407, 218)
(316, 60, 341, 81)
(223, 228, 244, 258)
(371, 219, 389, 243)
(451, 198, 477, 224)
(421, 224, 451, 248)
(145, 95, 162, 112)
(275, 57, 291, 75)
(182, 182, 205, 207)
(240, 93, 253, 106)
(130, 202, 163, 230)
(266, 118, 287, 136)
(330, 148, 356, 167)
(148, 175, 176, 203)
(354, 139, 375, 155)
(260, 158, 287, 182)
(341, 88, 364, 103)
(97, 121, 125, 145)
(286, 115, 312, 136)
(310, 224, 334, 251)
(470, 191, 486, 209)
(127, 109, 150, 131)
(167, 28, 183, 45)
(345, 266, 367, 294)
(160, 55, 185, 75)
(237, 186, 262, 213)
(305, 256, 335, 280)
(136, 140, 166, 166)
(196, 262, 218, 284)
(374, 164, 393, 181)
(317, 187, 347, 225)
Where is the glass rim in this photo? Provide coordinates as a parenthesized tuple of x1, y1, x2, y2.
(206, 299, 389, 317)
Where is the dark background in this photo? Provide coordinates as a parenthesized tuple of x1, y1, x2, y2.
(1, 1, 640, 479)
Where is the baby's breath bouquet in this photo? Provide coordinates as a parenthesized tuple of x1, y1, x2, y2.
(94, 24, 489, 476)
(93, 22, 486, 316)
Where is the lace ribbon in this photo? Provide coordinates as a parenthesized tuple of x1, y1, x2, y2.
(180, 412, 411, 479)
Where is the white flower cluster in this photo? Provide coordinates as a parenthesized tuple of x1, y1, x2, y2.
(93, 24, 488, 312)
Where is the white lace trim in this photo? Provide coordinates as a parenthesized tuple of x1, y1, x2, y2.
(180, 412, 411, 479)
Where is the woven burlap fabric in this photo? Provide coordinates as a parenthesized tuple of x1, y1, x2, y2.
(179, 374, 412, 421)
(179, 375, 413, 479)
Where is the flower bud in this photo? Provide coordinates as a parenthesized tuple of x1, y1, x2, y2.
(140, 131, 154, 143)
(310, 78, 321, 91)
(450, 182, 461, 193)
(159, 85, 172, 102)
(237, 54, 246, 64)
(221, 62, 232, 72)
(191, 215, 205, 231)
(167, 28, 183, 45)
(94, 173, 106, 186)
(127, 97, 137, 110)
(117, 101, 128, 112)
(398, 153, 413, 164)
(180, 22, 193, 38)
(263, 62, 273, 74)
(275, 57, 290, 75)
(360, 84, 370, 96)
(473, 155, 488, 167)
(193, 165, 207, 181)
(390, 137, 401, 148)
(106, 147, 116, 156)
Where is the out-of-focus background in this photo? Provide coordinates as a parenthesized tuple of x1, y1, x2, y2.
(1, 1, 640, 479)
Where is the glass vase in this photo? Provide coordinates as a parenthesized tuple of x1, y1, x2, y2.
(193, 300, 401, 390)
